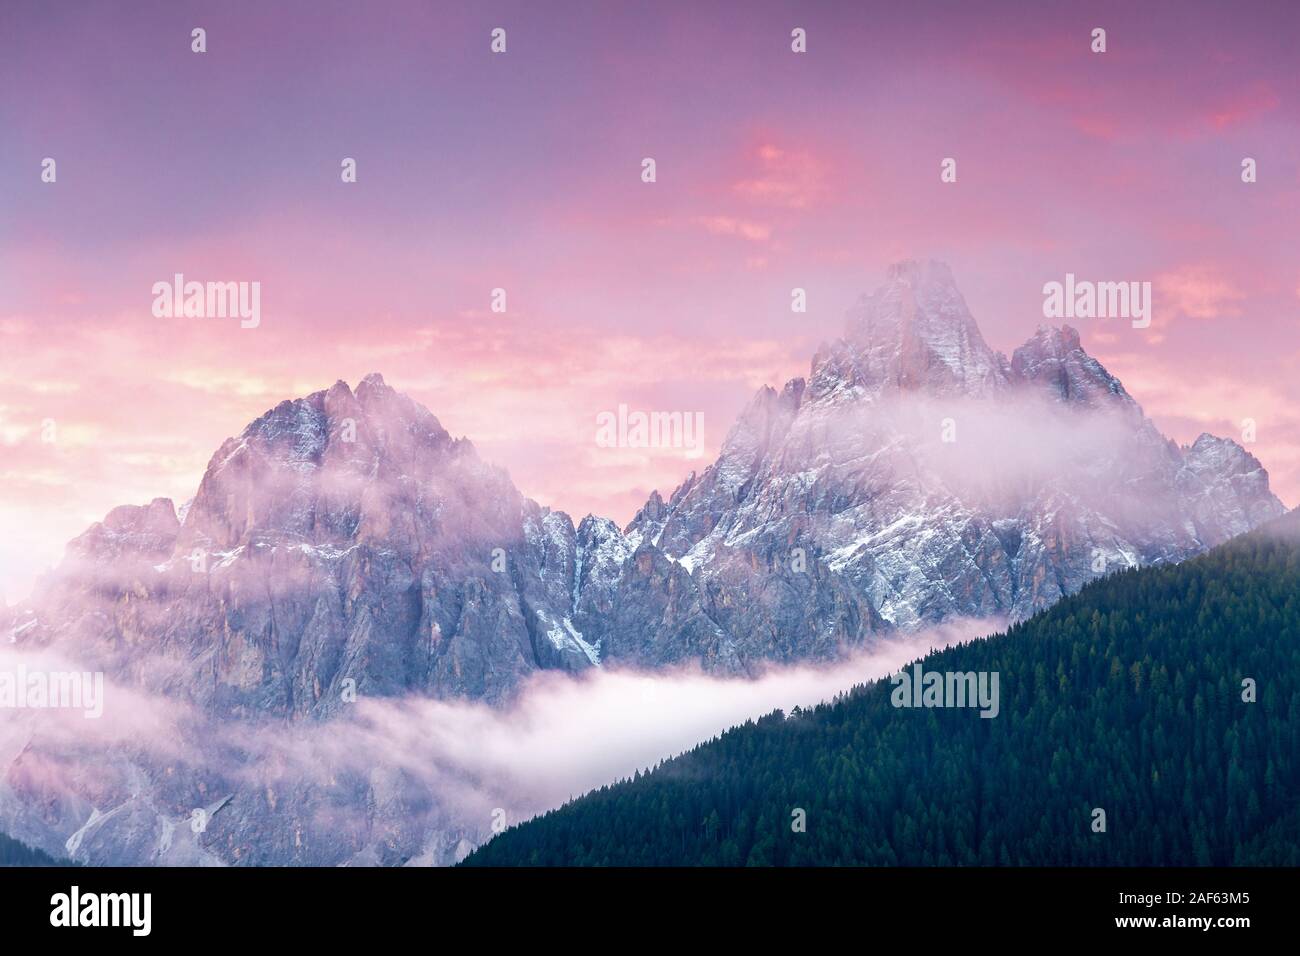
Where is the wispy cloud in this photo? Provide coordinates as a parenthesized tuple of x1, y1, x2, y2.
(0, 618, 999, 864)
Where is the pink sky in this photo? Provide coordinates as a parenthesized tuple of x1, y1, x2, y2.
(1, 0, 1298, 600)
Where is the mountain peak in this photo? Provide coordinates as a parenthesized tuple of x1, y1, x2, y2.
(1011, 324, 1133, 410)
(884, 257, 957, 288)
(1025, 324, 1083, 351)
(356, 371, 395, 405)
(812, 261, 1008, 400)
(1185, 432, 1263, 472)
(325, 378, 355, 402)
(177, 375, 459, 551)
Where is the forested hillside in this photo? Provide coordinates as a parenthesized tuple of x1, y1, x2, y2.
(464, 511, 1300, 866)
(0, 831, 70, 867)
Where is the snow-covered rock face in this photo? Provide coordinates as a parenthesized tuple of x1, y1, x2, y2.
(2, 260, 1286, 865)
(602, 258, 1286, 643)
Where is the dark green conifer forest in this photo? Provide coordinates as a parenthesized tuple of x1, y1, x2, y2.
(0, 830, 69, 866)
(464, 512, 1300, 866)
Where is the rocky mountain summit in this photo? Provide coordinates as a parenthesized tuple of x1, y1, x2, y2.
(11, 262, 1286, 710)
(614, 259, 1282, 642)
(20, 372, 598, 714)
(2, 260, 1285, 865)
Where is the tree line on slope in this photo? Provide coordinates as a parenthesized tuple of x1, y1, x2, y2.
(463, 514, 1300, 866)
(0, 830, 72, 867)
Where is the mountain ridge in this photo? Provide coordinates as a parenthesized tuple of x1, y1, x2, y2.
(10, 260, 1284, 710)
(1, 258, 1287, 866)
(619, 259, 1282, 641)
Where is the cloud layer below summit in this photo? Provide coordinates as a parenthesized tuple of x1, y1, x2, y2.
(0, 618, 997, 862)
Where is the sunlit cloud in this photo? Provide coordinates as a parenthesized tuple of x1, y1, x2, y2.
(1156, 265, 1247, 320)
(732, 144, 829, 210)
